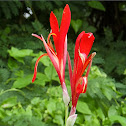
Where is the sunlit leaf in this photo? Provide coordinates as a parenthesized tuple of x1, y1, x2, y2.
(76, 101, 92, 114)
(1, 96, 17, 108)
(12, 74, 33, 88)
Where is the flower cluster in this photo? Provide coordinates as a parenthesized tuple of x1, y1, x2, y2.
(32, 4, 96, 126)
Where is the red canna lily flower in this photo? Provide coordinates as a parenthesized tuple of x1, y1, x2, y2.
(32, 4, 71, 105)
(67, 31, 96, 116)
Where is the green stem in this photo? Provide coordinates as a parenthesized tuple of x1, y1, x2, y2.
(65, 105, 69, 126)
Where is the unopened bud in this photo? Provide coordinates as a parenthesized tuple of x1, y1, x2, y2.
(66, 114, 77, 126)
(63, 89, 70, 106)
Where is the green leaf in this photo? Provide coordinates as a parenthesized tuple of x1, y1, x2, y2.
(88, 1, 105, 11)
(8, 57, 19, 70)
(8, 47, 33, 64)
(124, 69, 126, 75)
(108, 105, 118, 117)
(71, 19, 82, 33)
(47, 86, 62, 98)
(32, 51, 51, 67)
(44, 65, 57, 80)
(53, 115, 64, 126)
(12, 74, 33, 88)
(31, 97, 40, 105)
(1, 96, 17, 108)
(109, 115, 126, 126)
(8, 47, 33, 58)
(76, 101, 92, 114)
(46, 99, 56, 116)
(54, 8, 63, 26)
(96, 107, 105, 121)
(33, 72, 49, 86)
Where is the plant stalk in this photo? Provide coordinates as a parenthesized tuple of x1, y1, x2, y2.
(65, 105, 69, 126)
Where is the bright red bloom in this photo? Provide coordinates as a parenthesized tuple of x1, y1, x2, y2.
(32, 4, 71, 92)
(68, 31, 96, 115)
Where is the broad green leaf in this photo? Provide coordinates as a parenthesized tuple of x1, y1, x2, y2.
(71, 19, 82, 33)
(75, 114, 84, 124)
(108, 105, 118, 117)
(26, 105, 32, 117)
(47, 86, 62, 98)
(109, 115, 126, 126)
(32, 51, 51, 66)
(88, 1, 105, 11)
(8, 57, 19, 70)
(1, 96, 17, 108)
(31, 97, 40, 105)
(8, 47, 33, 64)
(85, 115, 100, 126)
(33, 72, 49, 86)
(44, 65, 57, 80)
(53, 115, 64, 126)
(12, 74, 33, 88)
(102, 87, 114, 100)
(54, 8, 63, 26)
(46, 99, 56, 116)
(90, 66, 107, 79)
(96, 107, 105, 121)
(76, 101, 92, 114)
(8, 47, 33, 58)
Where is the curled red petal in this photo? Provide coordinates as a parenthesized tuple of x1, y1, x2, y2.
(86, 59, 92, 77)
(32, 33, 42, 40)
(76, 77, 87, 94)
(32, 53, 48, 83)
(80, 52, 96, 76)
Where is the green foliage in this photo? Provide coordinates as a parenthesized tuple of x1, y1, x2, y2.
(71, 19, 82, 33)
(0, 1, 126, 126)
(88, 1, 106, 11)
(0, 46, 125, 125)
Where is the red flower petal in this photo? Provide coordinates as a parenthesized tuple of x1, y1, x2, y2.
(80, 52, 96, 76)
(76, 77, 87, 94)
(50, 11, 59, 46)
(32, 53, 48, 83)
(58, 4, 71, 61)
(74, 31, 85, 69)
(80, 33, 95, 56)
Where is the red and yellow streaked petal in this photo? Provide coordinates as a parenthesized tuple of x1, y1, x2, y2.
(76, 76, 87, 94)
(47, 32, 57, 53)
(40, 35, 64, 84)
(80, 52, 96, 77)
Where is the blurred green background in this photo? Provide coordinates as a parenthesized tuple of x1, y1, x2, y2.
(0, 1, 126, 126)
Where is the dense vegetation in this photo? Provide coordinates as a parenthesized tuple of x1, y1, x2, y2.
(0, 1, 126, 126)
